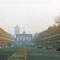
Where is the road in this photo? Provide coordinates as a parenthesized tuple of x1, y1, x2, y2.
(28, 55, 60, 60)
(0, 45, 21, 60)
(26, 46, 60, 60)
(0, 45, 60, 60)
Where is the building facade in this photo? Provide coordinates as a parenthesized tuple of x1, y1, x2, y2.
(15, 25, 32, 45)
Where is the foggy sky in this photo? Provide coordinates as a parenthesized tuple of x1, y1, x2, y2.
(0, 0, 60, 34)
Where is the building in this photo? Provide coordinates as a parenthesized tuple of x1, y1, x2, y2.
(15, 25, 20, 35)
(15, 26, 32, 45)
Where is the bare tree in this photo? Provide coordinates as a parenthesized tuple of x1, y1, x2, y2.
(55, 15, 60, 24)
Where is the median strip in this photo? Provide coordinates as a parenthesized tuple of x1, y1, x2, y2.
(7, 47, 28, 60)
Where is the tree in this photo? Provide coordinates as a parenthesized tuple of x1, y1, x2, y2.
(55, 15, 60, 24)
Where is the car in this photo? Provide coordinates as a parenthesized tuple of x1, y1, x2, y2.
(46, 46, 52, 49)
(30, 44, 35, 47)
(57, 48, 60, 53)
(31, 45, 35, 47)
(37, 45, 42, 49)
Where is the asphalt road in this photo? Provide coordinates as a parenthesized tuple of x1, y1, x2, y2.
(28, 55, 60, 60)
(0, 45, 60, 60)
(0, 45, 21, 60)
(26, 46, 60, 60)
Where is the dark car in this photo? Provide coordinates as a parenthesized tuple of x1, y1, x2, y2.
(57, 48, 60, 52)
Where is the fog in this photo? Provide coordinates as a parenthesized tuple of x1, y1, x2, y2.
(0, 0, 60, 34)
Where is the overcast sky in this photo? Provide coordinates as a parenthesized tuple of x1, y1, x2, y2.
(0, 0, 60, 34)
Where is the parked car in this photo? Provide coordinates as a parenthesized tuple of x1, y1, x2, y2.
(31, 45, 35, 47)
(46, 46, 52, 49)
(31, 44, 35, 47)
(57, 48, 60, 53)
(37, 45, 42, 49)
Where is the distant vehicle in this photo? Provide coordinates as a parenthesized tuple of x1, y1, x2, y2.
(37, 45, 42, 49)
(57, 48, 60, 53)
(30, 43, 35, 47)
(31, 45, 35, 47)
(46, 46, 52, 49)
